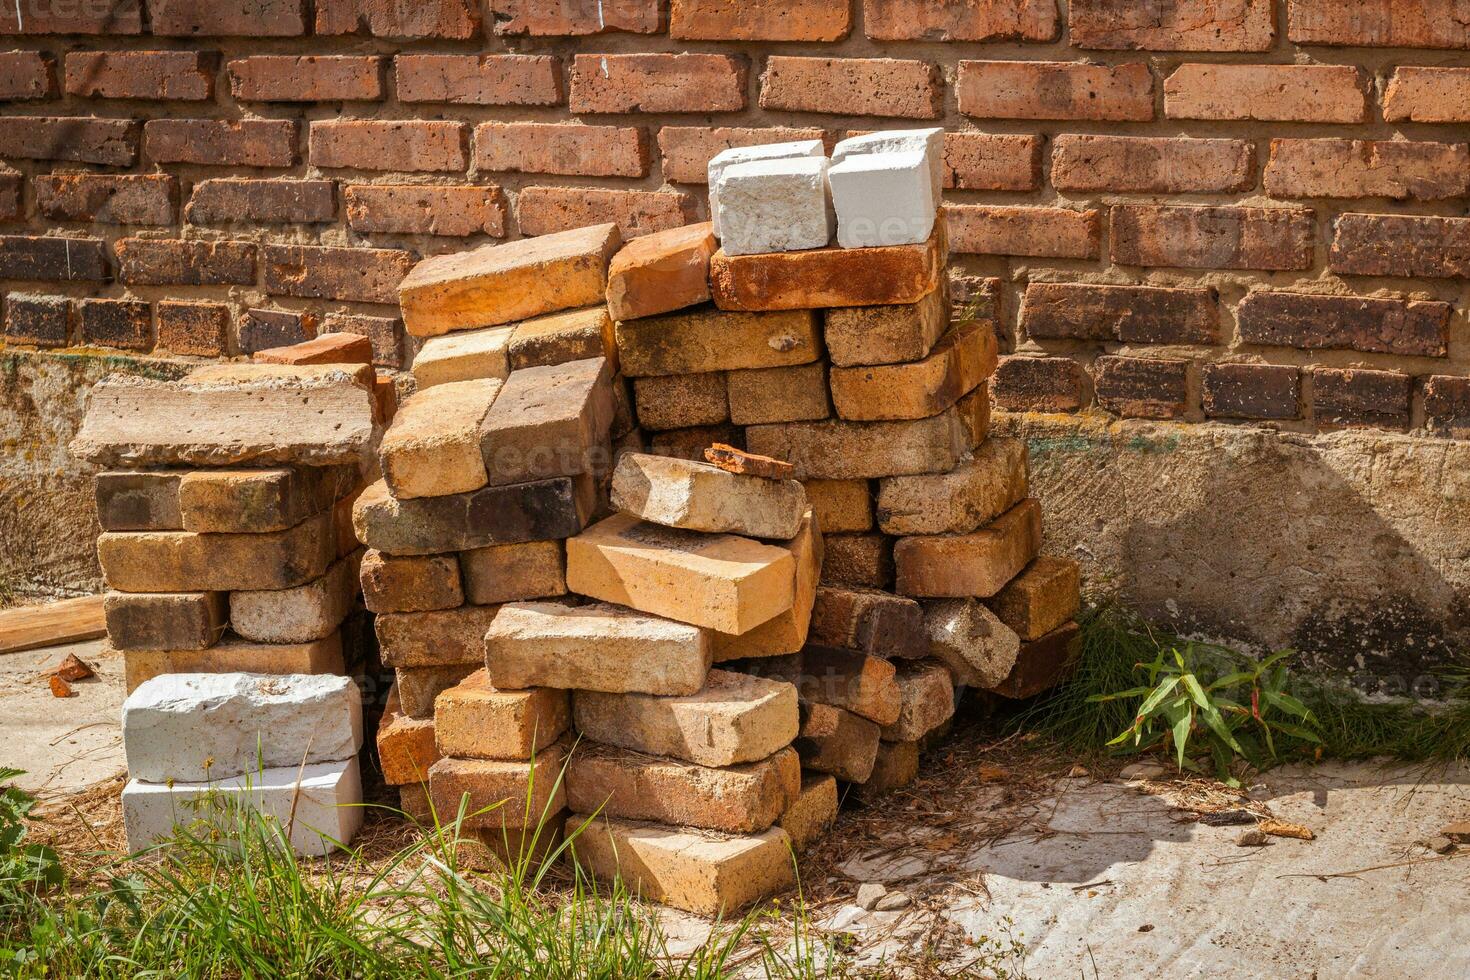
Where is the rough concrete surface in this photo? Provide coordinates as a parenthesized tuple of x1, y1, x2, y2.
(1, 638, 124, 797)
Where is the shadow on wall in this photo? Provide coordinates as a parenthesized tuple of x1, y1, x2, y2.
(996, 411, 1470, 692)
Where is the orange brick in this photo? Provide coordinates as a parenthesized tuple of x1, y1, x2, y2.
(657, 126, 828, 184)
(315, 0, 480, 38)
(865, 0, 1058, 41)
(570, 54, 747, 114)
(671, 0, 851, 40)
(1384, 68, 1470, 123)
(227, 55, 385, 101)
(958, 61, 1153, 121)
(65, 51, 212, 100)
(1111, 204, 1314, 271)
(1164, 64, 1367, 123)
(254, 332, 375, 366)
(345, 184, 507, 236)
(760, 56, 942, 119)
(1070, 0, 1274, 50)
(1288, 0, 1470, 48)
(944, 133, 1042, 191)
(475, 123, 648, 177)
(1052, 135, 1254, 194)
(517, 187, 696, 239)
(946, 205, 1100, 259)
(488, 0, 663, 35)
(395, 54, 563, 105)
(310, 120, 466, 172)
(1264, 139, 1470, 201)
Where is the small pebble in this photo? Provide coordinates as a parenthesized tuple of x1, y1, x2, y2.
(1237, 830, 1268, 847)
(855, 882, 887, 911)
(1426, 836, 1456, 855)
(874, 891, 912, 912)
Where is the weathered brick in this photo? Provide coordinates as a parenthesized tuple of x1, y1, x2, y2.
(65, 51, 212, 100)
(821, 533, 895, 589)
(0, 235, 106, 282)
(958, 61, 1153, 121)
(361, 551, 462, 614)
(115, 238, 256, 286)
(79, 298, 151, 351)
(186, 179, 337, 224)
(1424, 376, 1470, 438)
(657, 126, 828, 184)
(145, 119, 296, 167)
(227, 55, 384, 101)
(323, 313, 404, 369)
(1071, 0, 1274, 50)
(618, 307, 819, 376)
(1329, 214, 1470, 280)
(1288, 0, 1470, 48)
(344, 184, 506, 237)
(865, 0, 1056, 40)
(0, 0, 142, 33)
(396, 54, 562, 105)
(672, 0, 850, 40)
(944, 133, 1042, 191)
(1164, 64, 1367, 123)
(1023, 282, 1218, 345)
(1265, 139, 1470, 201)
(606, 222, 716, 322)
(310, 120, 466, 172)
(264, 244, 415, 304)
(571, 54, 747, 114)
(991, 356, 1086, 413)
(946, 205, 1099, 259)
(35, 174, 175, 225)
(1111, 204, 1314, 271)
(634, 373, 729, 430)
(3, 294, 69, 347)
(489, 0, 663, 34)
(761, 56, 941, 119)
(0, 51, 55, 100)
(518, 187, 696, 239)
(316, 0, 480, 38)
(0, 117, 138, 165)
(1311, 368, 1410, 430)
(1239, 292, 1448, 358)
(1383, 68, 1470, 123)
(475, 123, 648, 178)
(1052, 135, 1254, 194)
(830, 319, 996, 422)
(238, 309, 316, 354)
(728, 363, 830, 425)
(149, 0, 306, 35)
(1094, 356, 1190, 419)
(156, 301, 230, 357)
(0, 168, 17, 219)
(1201, 363, 1299, 420)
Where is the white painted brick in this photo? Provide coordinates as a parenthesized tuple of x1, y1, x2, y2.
(716, 157, 834, 257)
(828, 149, 936, 249)
(707, 139, 824, 239)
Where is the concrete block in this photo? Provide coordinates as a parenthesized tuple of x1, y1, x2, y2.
(616, 307, 820, 377)
(829, 319, 997, 421)
(794, 702, 880, 783)
(877, 438, 1028, 536)
(984, 556, 1082, 641)
(829, 149, 937, 249)
(380, 379, 501, 499)
(377, 685, 441, 786)
(879, 659, 955, 742)
(895, 499, 1042, 598)
(427, 743, 568, 831)
(479, 357, 615, 486)
(923, 598, 1021, 689)
(230, 549, 361, 644)
(779, 774, 838, 852)
(360, 549, 463, 614)
(104, 591, 226, 651)
(434, 669, 570, 761)
(715, 156, 833, 257)
(809, 586, 926, 658)
(606, 222, 716, 322)
(122, 633, 345, 694)
(824, 285, 949, 368)
(707, 139, 824, 238)
(459, 540, 566, 606)
(831, 128, 944, 211)
(611, 452, 808, 540)
(508, 306, 615, 371)
(376, 604, 501, 668)
(99, 512, 336, 592)
(412, 325, 514, 388)
(711, 511, 822, 660)
(95, 471, 182, 531)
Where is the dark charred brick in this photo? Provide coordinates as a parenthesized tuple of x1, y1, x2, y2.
(262, 244, 415, 305)
(1330, 214, 1470, 280)
(149, 0, 306, 36)
(156, 301, 231, 357)
(1023, 282, 1217, 344)
(991, 356, 1086, 413)
(79, 298, 151, 351)
(115, 238, 256, 286)
(145, 119, 297, 168)
(186, 179, 337, 224)
(0, 117, 138, 166)
(1424, 376, 1470, 439)
(1094, 356, 1190, 419)
(1311, 367, 1411, 431)
(0, 235, 107, 281)
(1237, 291, 1449, 358)
(322, 312, 405, 369)
(989, 621, 1081, 700)
(1201, 363, 1300, 420)
(34, 173, 176, 225)
(0, 0, 143, 34)
(3, 293, 70, 347)
(0, 50, 56, 99)
(239, 308, 317, 354)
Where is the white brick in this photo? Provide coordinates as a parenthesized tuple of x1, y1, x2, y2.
(832, 128, 944, 210)
(828, 149, 936, 249)
(716, 157, 834, 257)
(708, 139, 824, 239)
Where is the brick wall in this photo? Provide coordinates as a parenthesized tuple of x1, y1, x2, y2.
(3, 0, 1470, 436)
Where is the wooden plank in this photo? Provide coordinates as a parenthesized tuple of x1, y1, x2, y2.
(0, 595, 107, 655)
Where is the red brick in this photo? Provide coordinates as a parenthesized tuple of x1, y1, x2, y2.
(517, 186, 696, 239)
(396, 54, 562, 105)
(316, 0, 480, 38)
(1383, 68, 1470, 124)
(1237, 291, 1449, 358)
(186, 179, 337, 225)
(1423, 376, 1470, 438)
(571, 54, 747, 114)
(1202, 363, 1299, 421)
(672, 0, 850, 40)
(35, 174, 175, 225)
(145, 119, 296, 167)
(958, 61, 1153, 121)
(115, 238, 256, 286)
(1023, 282, 1218, 345)
(79, 298, 151, 351)
(255, 332, 373, 367)
(489, 0, 663, 34)
(657, 126, 828, 183)
(0, 1, 141, 33)
(1288, 0, 1470, 48)
(0, 51, 55, 100)
(344, 184, 507, 237)
(992, 356, 1085, 413)
(227, 56, 384, 102)
(1111, 205, 1314, 271)
(1094, 356, 1190, 420)
(1329, 214, 1470, 280)
(310, 120, 466, 172)
(263, 244, 415, 304)
(150, 0, 305, 35)
(156, 301, 231, 357)
(1311, 368, 1410, 431)
(761, 56, 941, 119)
(1264, 139, 1470, 201)
(1164, 64, 1367, 123)
(3, 294, 70, 347)
(475, 123, 648, 178)
(1052, 135, 1254, 194)
(0, 235, 107, 281)
(322, 312, 405, 369)
(946, 205, 1100, 259)
(944, 133, 1042, 191)
(0, 117, 138, 166)
(65, 51, 211, 100)
(1071, 0, 1274, 50)
(239, 308, 317, 354)
(865, 0, 1057, 40)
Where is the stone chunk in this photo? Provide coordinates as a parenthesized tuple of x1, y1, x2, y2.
(399, 223, 621, 337)
(567, 513, 796, 634)
(794, 702, 880, 783)
(727, 363, 830, 425)
(460, 541, 567, 605)
(803, 479, 873, 532)
(99, 512, 335, 593)
(877, 438, 1027, 535)
(231, 550, 361, 645)
(353, 475, 597, 556)
(715, 156, 833, 256)
(508, 306, 615, 370)
(705, 444, 797, 480)
(616, 307, 821, 378)
(824, 286, 948, 367)
(711, 510, 823, 660)
(96, 472, 182, 531)
(361, 550, 464, 613)
(710, 228, 943, 311)
(412, 325, 514, 388)
(178, 466, 346, 534)
(567, 743, 800, 834)
(486, 600, 712, 695)
(123, 672, 362, 783)
(573, 669, 798, 768)
(780, 774, 837, 851)
(104, 591, 226, 651)
(480, 357, 614, 486)
(895, 499, 1042, 598)
(924, 598, 1020, 689)
(809, 586, 926, 658)
(377, 687, 441, 786)
(123, 634, 345, 694)
(397, 664, 477, 719)
(606, 222, 717, 322)
(634, 372, 729, 431)
(708, 139, 824, 238)
(831, 128, 944, 211)
(985, 556, 1081, 641)
(377, 604, 501, 668)
(799, 647, 902, 725)
(572, 817, 795, 915)
(380, 379, 501, 499)
(611, 453, 808, 539)
(428, 744, 568, 830)
(829, 149, 936, 249)
(990, 621, 1082, 699)
(72, 365, 377, 468)
(879, 660, 955, 741)
(434, 669, 570, 760)
(830, 319, 997, 421)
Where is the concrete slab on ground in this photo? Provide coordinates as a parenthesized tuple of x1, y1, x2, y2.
(1, 638, 125, 798)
